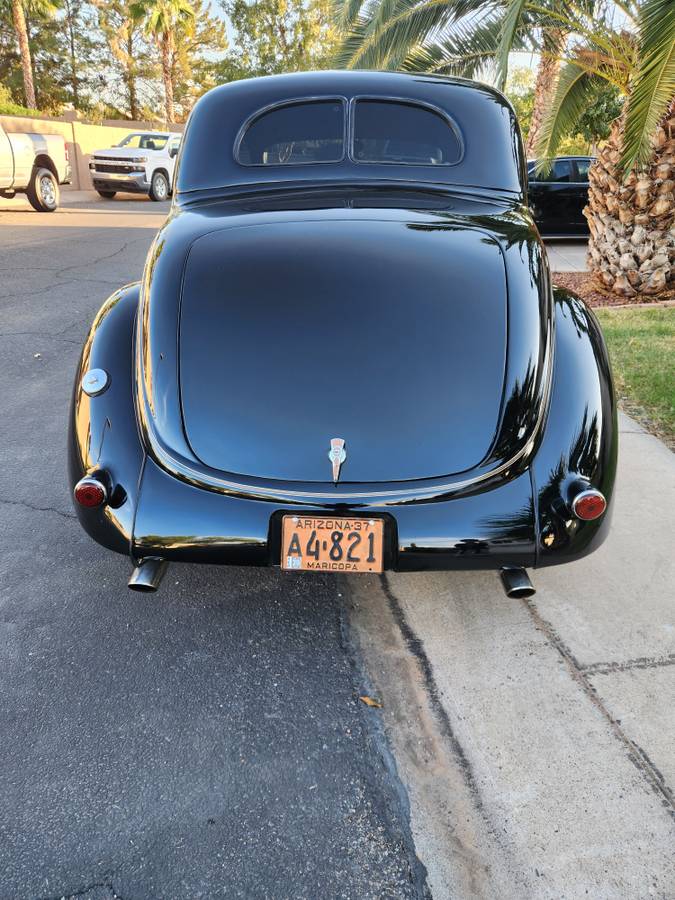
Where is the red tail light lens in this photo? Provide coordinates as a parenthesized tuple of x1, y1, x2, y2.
(572, 489, 606, 521)
(74, 476, 107, 508)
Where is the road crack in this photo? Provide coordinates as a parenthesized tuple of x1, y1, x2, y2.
(0, 496, 76, 521)
(38, 877, 123, 900)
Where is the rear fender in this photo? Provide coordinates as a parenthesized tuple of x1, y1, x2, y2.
(531, 287, 618, 566)
(68, 283, 144, 555)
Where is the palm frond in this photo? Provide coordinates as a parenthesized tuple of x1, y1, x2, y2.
(533, 59, 603, 169)
(401, 12, 518, 79)
(346, 0, 454, 69)
(331, 0, 370, 30)
(337, 0, 491, 70)
(494, 0, 529, 88)
(621, 0, 675, 174)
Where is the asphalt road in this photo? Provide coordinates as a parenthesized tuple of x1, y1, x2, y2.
(0, 195, 425, 899)
(1, 192, 674, 900)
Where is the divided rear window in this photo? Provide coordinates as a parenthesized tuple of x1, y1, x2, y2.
(236, 98, 463, 167)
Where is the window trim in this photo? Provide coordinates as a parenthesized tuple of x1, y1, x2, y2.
(233, 96, 349, 168)
(347, 95, 465, 168)
(233, 95, 466, 170)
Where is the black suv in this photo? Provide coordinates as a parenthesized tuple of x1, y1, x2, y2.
(528, 156, 594, 237)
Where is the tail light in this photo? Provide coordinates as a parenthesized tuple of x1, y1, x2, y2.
(74, 476, 107, 508)
(571, 489, 606, 521)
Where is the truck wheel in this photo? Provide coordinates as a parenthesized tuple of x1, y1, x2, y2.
(27, 167, 59, 212)
(149, 171, 169, 202)
(97, 190, 116, 199)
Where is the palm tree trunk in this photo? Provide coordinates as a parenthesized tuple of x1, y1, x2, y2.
(161, 30, 174, 124)
(126, 29, 139, 120)
(11, 0, 36, 109)
(64, 0, 80, 108)
(585, 103, 675, 297)
(525, 29, 566, 158)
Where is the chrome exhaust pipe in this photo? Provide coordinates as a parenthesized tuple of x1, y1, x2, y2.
(128, 557, 168, 593)
(500, 567, 536, 599)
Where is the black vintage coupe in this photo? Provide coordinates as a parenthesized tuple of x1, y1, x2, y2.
(69, 72, 616, 596)
(528, 156, 595, 236)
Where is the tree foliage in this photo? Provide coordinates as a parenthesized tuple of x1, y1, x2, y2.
(218, 0, 338, 81)
(333, 0, 674, 176)
(92, 0, 157, 119)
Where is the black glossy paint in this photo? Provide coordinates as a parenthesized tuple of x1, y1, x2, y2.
(528, 157, 593, 236)
(180, 219, 508, 482)
(68, 72, 616, 573)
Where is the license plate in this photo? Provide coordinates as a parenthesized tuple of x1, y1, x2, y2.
(281, 516, 385, 573)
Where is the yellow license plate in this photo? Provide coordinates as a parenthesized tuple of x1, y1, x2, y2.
(281, 516, 385, 573)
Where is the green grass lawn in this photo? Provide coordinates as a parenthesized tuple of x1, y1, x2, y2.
(595, 306, 675, 448)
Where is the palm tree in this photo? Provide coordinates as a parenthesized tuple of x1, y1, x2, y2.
(525, 28, 567, 156)
(334, 0, 675, 296)
(9, 0, 61, 109)
(531, 0, 675, 295)
(11, 0, 36, 107)
(132, 0, 195, 123)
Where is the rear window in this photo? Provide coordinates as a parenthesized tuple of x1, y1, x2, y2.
(352, 100, 462, 166)
(237, 99, 345, 166)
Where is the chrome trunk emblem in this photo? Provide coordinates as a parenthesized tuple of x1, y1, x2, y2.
(328, 438, 346, 483)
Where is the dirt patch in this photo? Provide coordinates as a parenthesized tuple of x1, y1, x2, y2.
(552, 271, 675, 308)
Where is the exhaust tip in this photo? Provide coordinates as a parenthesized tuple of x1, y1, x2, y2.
(128, 557, 168, 593)
(500, 567, 535, 599)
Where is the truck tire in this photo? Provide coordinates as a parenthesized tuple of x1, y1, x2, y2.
(149, 170, 169, 202)
(26, 167, 59, 212)
(97, 190, 117, 199)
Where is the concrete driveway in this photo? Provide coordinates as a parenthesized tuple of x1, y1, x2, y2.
(544, 240, 589, 272)
(0, 193, 673, 899)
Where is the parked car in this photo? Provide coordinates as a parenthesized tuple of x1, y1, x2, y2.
(89, 131, 181, 201)
(69, 72, 616, 596)
(0, 121, 71, 211)
(527, 156, 595, 236)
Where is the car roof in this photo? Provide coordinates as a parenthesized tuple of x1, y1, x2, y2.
(177, 70, 526, 198)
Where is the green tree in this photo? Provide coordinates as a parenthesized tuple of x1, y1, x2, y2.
(1, 0, 70, 111)
(506, 65, 535, 143)
(60, 0, 101, 110)
(575, 82, 623, 153)
(218, 0, 338, 81)
(92, 0, 157, 119)
(171, 0, 227, 117)
(132, 0, 195, 123)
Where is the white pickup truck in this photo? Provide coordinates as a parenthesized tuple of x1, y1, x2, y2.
(0, 122, 71, 212)
(89, 131, 181, 201)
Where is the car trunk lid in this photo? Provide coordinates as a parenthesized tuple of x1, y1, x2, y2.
(178, 218, 507, 483)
